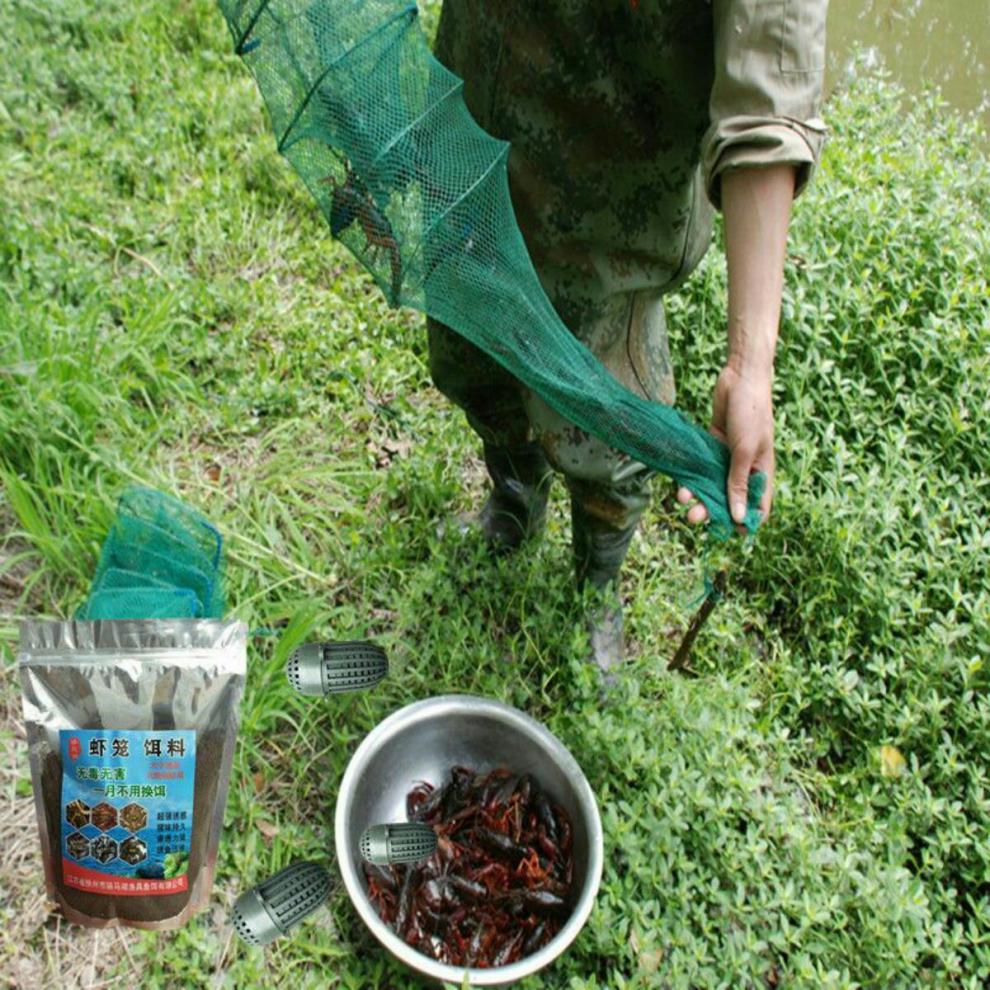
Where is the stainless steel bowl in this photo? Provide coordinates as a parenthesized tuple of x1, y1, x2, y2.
(334, 695, 603, 987)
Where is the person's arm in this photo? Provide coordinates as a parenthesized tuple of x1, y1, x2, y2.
(677, 163, 794, 526)
(679, 0, 828, 527)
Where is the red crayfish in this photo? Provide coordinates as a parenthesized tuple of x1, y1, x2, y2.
(321, 167, 402, 303)
(362, 765, 575, 968)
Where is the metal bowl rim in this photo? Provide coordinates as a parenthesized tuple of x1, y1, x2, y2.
(334, 694, 604, 986)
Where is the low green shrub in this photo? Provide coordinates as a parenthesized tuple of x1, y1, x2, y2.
(1, 2, 988, 985)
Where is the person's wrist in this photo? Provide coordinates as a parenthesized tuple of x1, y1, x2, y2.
(725, 349, 775, 383)
(725, 314, 777, 381)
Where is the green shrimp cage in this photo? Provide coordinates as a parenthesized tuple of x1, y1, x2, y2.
(78, 487, 225, 621)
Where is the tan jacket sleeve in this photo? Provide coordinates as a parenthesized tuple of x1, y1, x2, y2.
(701, 0, 829, 209)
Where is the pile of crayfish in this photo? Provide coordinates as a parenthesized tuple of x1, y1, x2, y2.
(363, 765, 575, 968)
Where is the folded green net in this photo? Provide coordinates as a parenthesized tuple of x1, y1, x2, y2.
(78, 488, 225, 620)
(216, 0, 764, 538)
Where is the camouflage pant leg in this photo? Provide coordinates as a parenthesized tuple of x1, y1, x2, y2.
(522, 287, 675, 587)
(427, 316, 529, 451)
(427, 316, 552, 499)
(428, 287, 674, 584)
(427, 291, 673, 456)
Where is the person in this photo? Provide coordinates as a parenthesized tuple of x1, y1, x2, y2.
(427, 0, 828, 669)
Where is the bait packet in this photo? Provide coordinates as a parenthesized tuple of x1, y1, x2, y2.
(18, 619, 246, 929)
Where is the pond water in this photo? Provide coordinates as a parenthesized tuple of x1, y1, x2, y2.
(827, 0, 990, 134)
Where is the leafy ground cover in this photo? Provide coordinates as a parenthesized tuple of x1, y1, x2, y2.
(1, 2, 988, 987)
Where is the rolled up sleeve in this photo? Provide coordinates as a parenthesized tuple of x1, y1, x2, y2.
(701, 0, 829, 209)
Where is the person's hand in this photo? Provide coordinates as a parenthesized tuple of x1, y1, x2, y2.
(676, 362, 775, 529)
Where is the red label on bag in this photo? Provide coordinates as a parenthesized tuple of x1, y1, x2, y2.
(63, 859, 188, 896)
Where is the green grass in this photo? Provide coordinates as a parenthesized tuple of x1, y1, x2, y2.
(2, 2, 989, 988)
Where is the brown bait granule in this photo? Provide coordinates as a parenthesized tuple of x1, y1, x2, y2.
(119, 804, 148, 833)
(120, 837, 148, 865)
(90, 803, 118, 832)
(90, 836, 118, 864)
(65, 800, 90, 829)
(66, 832, 90, 860)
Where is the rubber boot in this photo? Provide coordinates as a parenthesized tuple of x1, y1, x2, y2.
(570, 497, 638, 673)
(588, 598, 625, 677)
(469, 442, 551, 554)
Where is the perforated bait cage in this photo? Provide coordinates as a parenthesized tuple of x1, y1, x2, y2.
(218, 0, 765, 538)
(232, 861, 333, 946)
(359, 822, 437, 866)
(286, 641, 389, 696)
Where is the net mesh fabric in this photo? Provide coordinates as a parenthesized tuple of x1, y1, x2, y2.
(218, 0, 764, 538)
(78, 488, 225, 620)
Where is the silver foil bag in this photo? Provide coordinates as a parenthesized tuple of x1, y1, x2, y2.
(18, 619, 246, 929)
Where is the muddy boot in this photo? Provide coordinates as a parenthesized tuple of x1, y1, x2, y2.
(469, 442, 551, 554)
(588, 596, 625, 676)
(570, 492, 642, 673)
(570, 491, 640, 592)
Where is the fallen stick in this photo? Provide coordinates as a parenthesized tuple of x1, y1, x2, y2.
(669, 570, 727, 674)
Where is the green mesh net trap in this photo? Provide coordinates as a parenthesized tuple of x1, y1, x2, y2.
(78, 488, 225, 620)
(217, 0, 765, 538)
